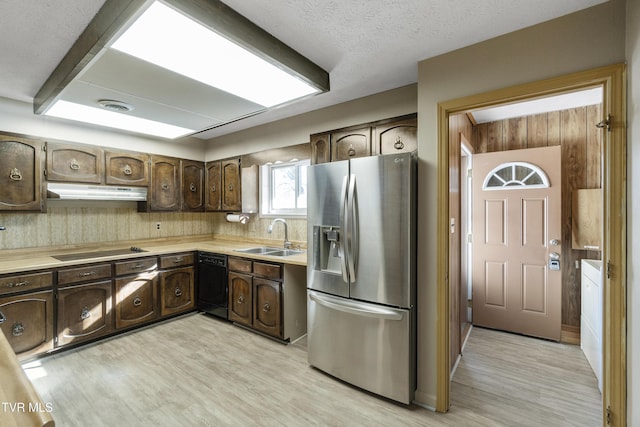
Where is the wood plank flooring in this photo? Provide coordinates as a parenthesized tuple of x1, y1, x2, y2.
(24, 314, 601, 426)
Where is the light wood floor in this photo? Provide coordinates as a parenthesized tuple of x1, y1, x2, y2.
(24, 314, 601, 426)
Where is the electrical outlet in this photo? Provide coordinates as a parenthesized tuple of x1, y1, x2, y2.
(155, 222, 161, 230)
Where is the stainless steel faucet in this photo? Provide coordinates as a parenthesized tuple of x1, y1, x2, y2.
(267, 218, 291, 249)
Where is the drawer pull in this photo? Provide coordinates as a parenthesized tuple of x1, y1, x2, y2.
(70, 158, 80, 170)
(9, 168, 23, 181)
(263, 303, 271, 312)
(237, 295, 244, 304)
(173, 257, 184, 263)
(133, 296, 142, 307)
(80, 308, 91, 321)
(132, 264, 145, 269)
(6, 280, 30, 288)
(0, 311, 5, 324)
(79, 271, 96, 277)
(12, 322, 24, 337)
(174, 287, 182, 297)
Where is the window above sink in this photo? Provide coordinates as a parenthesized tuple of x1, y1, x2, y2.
(260, 159, 309, 217)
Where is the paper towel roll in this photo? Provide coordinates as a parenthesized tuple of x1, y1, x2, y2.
(226, 213, 249, 224)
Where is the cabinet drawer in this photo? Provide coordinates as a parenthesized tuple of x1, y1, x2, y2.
(114, 257, 158, 276)
(229, 257, 252, 273)
(0, 271, 53, 296)
(253, 262, 281, 280)
(57, 263, 112, 285)
(159, 253, 194, 269)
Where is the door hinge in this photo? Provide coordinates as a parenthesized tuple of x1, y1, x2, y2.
(607, 260, 612, 279)
(596, 114, 612, 132)
(467, 168, 472, 179)
(606, 405, 612, 425)
(42, 141, 47, 152)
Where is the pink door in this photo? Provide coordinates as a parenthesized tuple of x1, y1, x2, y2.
(472, 146, 561, 341)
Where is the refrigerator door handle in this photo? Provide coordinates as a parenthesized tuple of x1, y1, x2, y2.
(339, 175, 350, 284)
(346, 173, 358, 282)
(309, 292, 404, 321)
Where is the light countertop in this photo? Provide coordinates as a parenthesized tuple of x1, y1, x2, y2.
(0, 235, 306, 275)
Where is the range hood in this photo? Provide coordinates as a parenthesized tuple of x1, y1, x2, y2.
(47, 183, 148, 201)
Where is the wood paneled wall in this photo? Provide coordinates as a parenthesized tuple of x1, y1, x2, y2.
(472, 105, 602, 328)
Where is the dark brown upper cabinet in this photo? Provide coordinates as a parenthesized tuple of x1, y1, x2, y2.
(45, 141, 103, 183)
(310, 133, 331, 164)
(182, 160, 205, 212)
(0, 133, 46, 212)
(331, 127, 371, 161)
(205, 161, 222, 211)
(221, 157, 242, 212)
(146, 155, 181, 211)
(105, 150, 150, 187)
(373, 116, 417, 155)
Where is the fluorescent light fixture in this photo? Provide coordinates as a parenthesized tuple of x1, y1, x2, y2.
(46, 100, 194, 139)
(111, 1, 319, 107)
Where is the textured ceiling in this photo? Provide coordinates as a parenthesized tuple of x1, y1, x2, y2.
(0, 0, 606, 140)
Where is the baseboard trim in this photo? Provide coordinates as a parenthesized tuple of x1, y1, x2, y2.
(561, 324, 580, 345)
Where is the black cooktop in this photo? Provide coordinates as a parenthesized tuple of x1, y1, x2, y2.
(51, 247, 146, 261)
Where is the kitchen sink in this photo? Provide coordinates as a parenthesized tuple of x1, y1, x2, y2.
(234, 247, 304, 257)
(234, 247, 282, 254)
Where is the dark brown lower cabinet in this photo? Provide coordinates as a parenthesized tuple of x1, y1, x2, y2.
(56, 281, 113, 347)
(228, 271, 252, 326)
(253, 278, 282, 337)
(228, 257, 284, 339)
(114, 273, 158, 329)
(159, 266, 194, 316)
(0, 291, 53, 359)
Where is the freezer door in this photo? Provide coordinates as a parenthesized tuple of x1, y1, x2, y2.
(348, 153, 415, 307)
(307, 290, 415, 404)
(307, 160, 350, 297)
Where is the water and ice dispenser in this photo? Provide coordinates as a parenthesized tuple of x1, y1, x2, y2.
(312, 226, 343, 274)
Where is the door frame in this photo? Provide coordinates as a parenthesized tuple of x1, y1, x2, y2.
(435, 63, 627, 424)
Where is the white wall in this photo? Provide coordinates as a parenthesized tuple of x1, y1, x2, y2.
(626, 0, 639, 423)
(204, 84, 417, 160)
(0, 97, 206, 160)
(416, 0, 626, 407)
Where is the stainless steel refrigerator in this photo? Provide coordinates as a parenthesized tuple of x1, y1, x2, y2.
(306, 151, 416, 404)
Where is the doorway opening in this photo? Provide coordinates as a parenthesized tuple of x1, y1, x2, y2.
(436, 64, 627, 424)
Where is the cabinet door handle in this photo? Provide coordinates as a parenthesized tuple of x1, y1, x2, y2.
(394, 136, 405, 150)
(0, 311, 6, 324)
(133, 296, 142, 307)
(210, 185, 216, 192)
(80, 308, 91, 320)
(70, 159, 80, 170)
(9, 168, 23, 181)
(174, 287, 182, 297)
(161, 182, 170, 190)
(6, 280, 30, 288)
(237, 295, 244, 304)
(189, 183, 197, 192)
(123, 164, 133, 176)
(227, 184, 234, 191)
(263, 302, 271, 312)
(347, 144, 356, 157)
(11, 322, 24, 337)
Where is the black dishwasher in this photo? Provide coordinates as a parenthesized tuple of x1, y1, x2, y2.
(197, 252, 228, 319)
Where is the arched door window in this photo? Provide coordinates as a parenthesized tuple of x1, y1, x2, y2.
(482, 161, 550, 190)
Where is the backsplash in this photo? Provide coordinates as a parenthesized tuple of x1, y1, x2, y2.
(0, 202, 217, 250)
(210, 213, 307, 247)
(0, 203, 307, 251)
